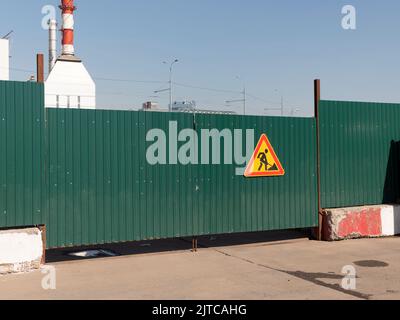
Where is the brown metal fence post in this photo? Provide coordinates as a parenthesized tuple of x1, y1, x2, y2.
(36, 54, 44, 83)
(38, 54, 46, 256)
(314, 79, 323, 240)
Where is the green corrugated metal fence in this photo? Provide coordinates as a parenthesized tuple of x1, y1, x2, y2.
(0, 81, 318, 249)
(45, 109, 318, 248)
(320, 100, 400, 209)
(0, 81, 45, 229)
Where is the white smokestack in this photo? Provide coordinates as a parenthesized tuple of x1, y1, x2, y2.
(48, 19, 57, 72)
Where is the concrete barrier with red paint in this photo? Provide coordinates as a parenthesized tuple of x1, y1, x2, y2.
(322, 205, 400, 241)
(0, 228, 44, 274)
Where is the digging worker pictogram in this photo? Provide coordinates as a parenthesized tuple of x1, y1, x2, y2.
(257, 149, 271, 171)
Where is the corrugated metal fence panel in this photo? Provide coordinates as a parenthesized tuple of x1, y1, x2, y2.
(320, 100, 400, 209)
(45, 109, 318, 248)
(0, 81, 45, 228)
(194, 114, 318, 235)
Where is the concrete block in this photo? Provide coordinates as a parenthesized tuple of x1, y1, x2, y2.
(322, 205, 400, 241)
(0, 228, 44, 275)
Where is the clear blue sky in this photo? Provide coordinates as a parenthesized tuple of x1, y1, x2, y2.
(1, 0, 400, 116)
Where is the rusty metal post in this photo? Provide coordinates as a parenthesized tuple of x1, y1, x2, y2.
(36, 54, 44, 83)
(192, 237, 198, 252)
(314, 79, 323, 241)
(38, 225, 47, 264)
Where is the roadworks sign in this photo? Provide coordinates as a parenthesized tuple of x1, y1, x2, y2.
(244, 134, 285, 178)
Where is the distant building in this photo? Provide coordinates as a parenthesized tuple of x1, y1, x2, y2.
(179, 109, 237, 115)
(141, 100, 237, 115)
(172, 100, 236, 115)
(0, 39, 9, 81)
(172, 100, 197, 112)
(142, 101, 163, 111)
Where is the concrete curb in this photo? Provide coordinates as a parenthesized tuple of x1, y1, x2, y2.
(0, 227, 44, 275)
(322, 205, 400, 241)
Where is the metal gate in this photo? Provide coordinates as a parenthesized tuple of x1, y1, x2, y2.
(0, 81, 318, 248)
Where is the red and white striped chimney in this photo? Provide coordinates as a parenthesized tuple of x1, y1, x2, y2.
(60, 0, 76, 56)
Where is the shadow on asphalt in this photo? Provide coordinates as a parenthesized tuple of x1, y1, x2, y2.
(46, 229, 311, 264)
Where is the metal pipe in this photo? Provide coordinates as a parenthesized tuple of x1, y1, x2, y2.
(37, 54, 44, 83)
(192, 237, 198, 252)
(48, 19, 57, 72)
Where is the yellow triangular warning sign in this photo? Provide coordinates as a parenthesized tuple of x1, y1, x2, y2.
(244, 134, 285, 178)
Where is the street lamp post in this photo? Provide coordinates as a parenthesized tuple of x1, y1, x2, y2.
(166, 59, 179, 112)
(226, 76, 247, 115)
(237, 76, 246, 115)
(274, 89, 284, 116)
(242, 86, 246, 116)
(264, 107, 282, 116)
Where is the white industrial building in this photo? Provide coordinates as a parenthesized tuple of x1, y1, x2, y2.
(0, 39, 9, 81)
(45, 0, 96, 109)
(45, 56, 96, 109)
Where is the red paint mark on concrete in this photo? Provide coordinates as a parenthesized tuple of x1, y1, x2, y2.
(338, 209, 382, 238)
